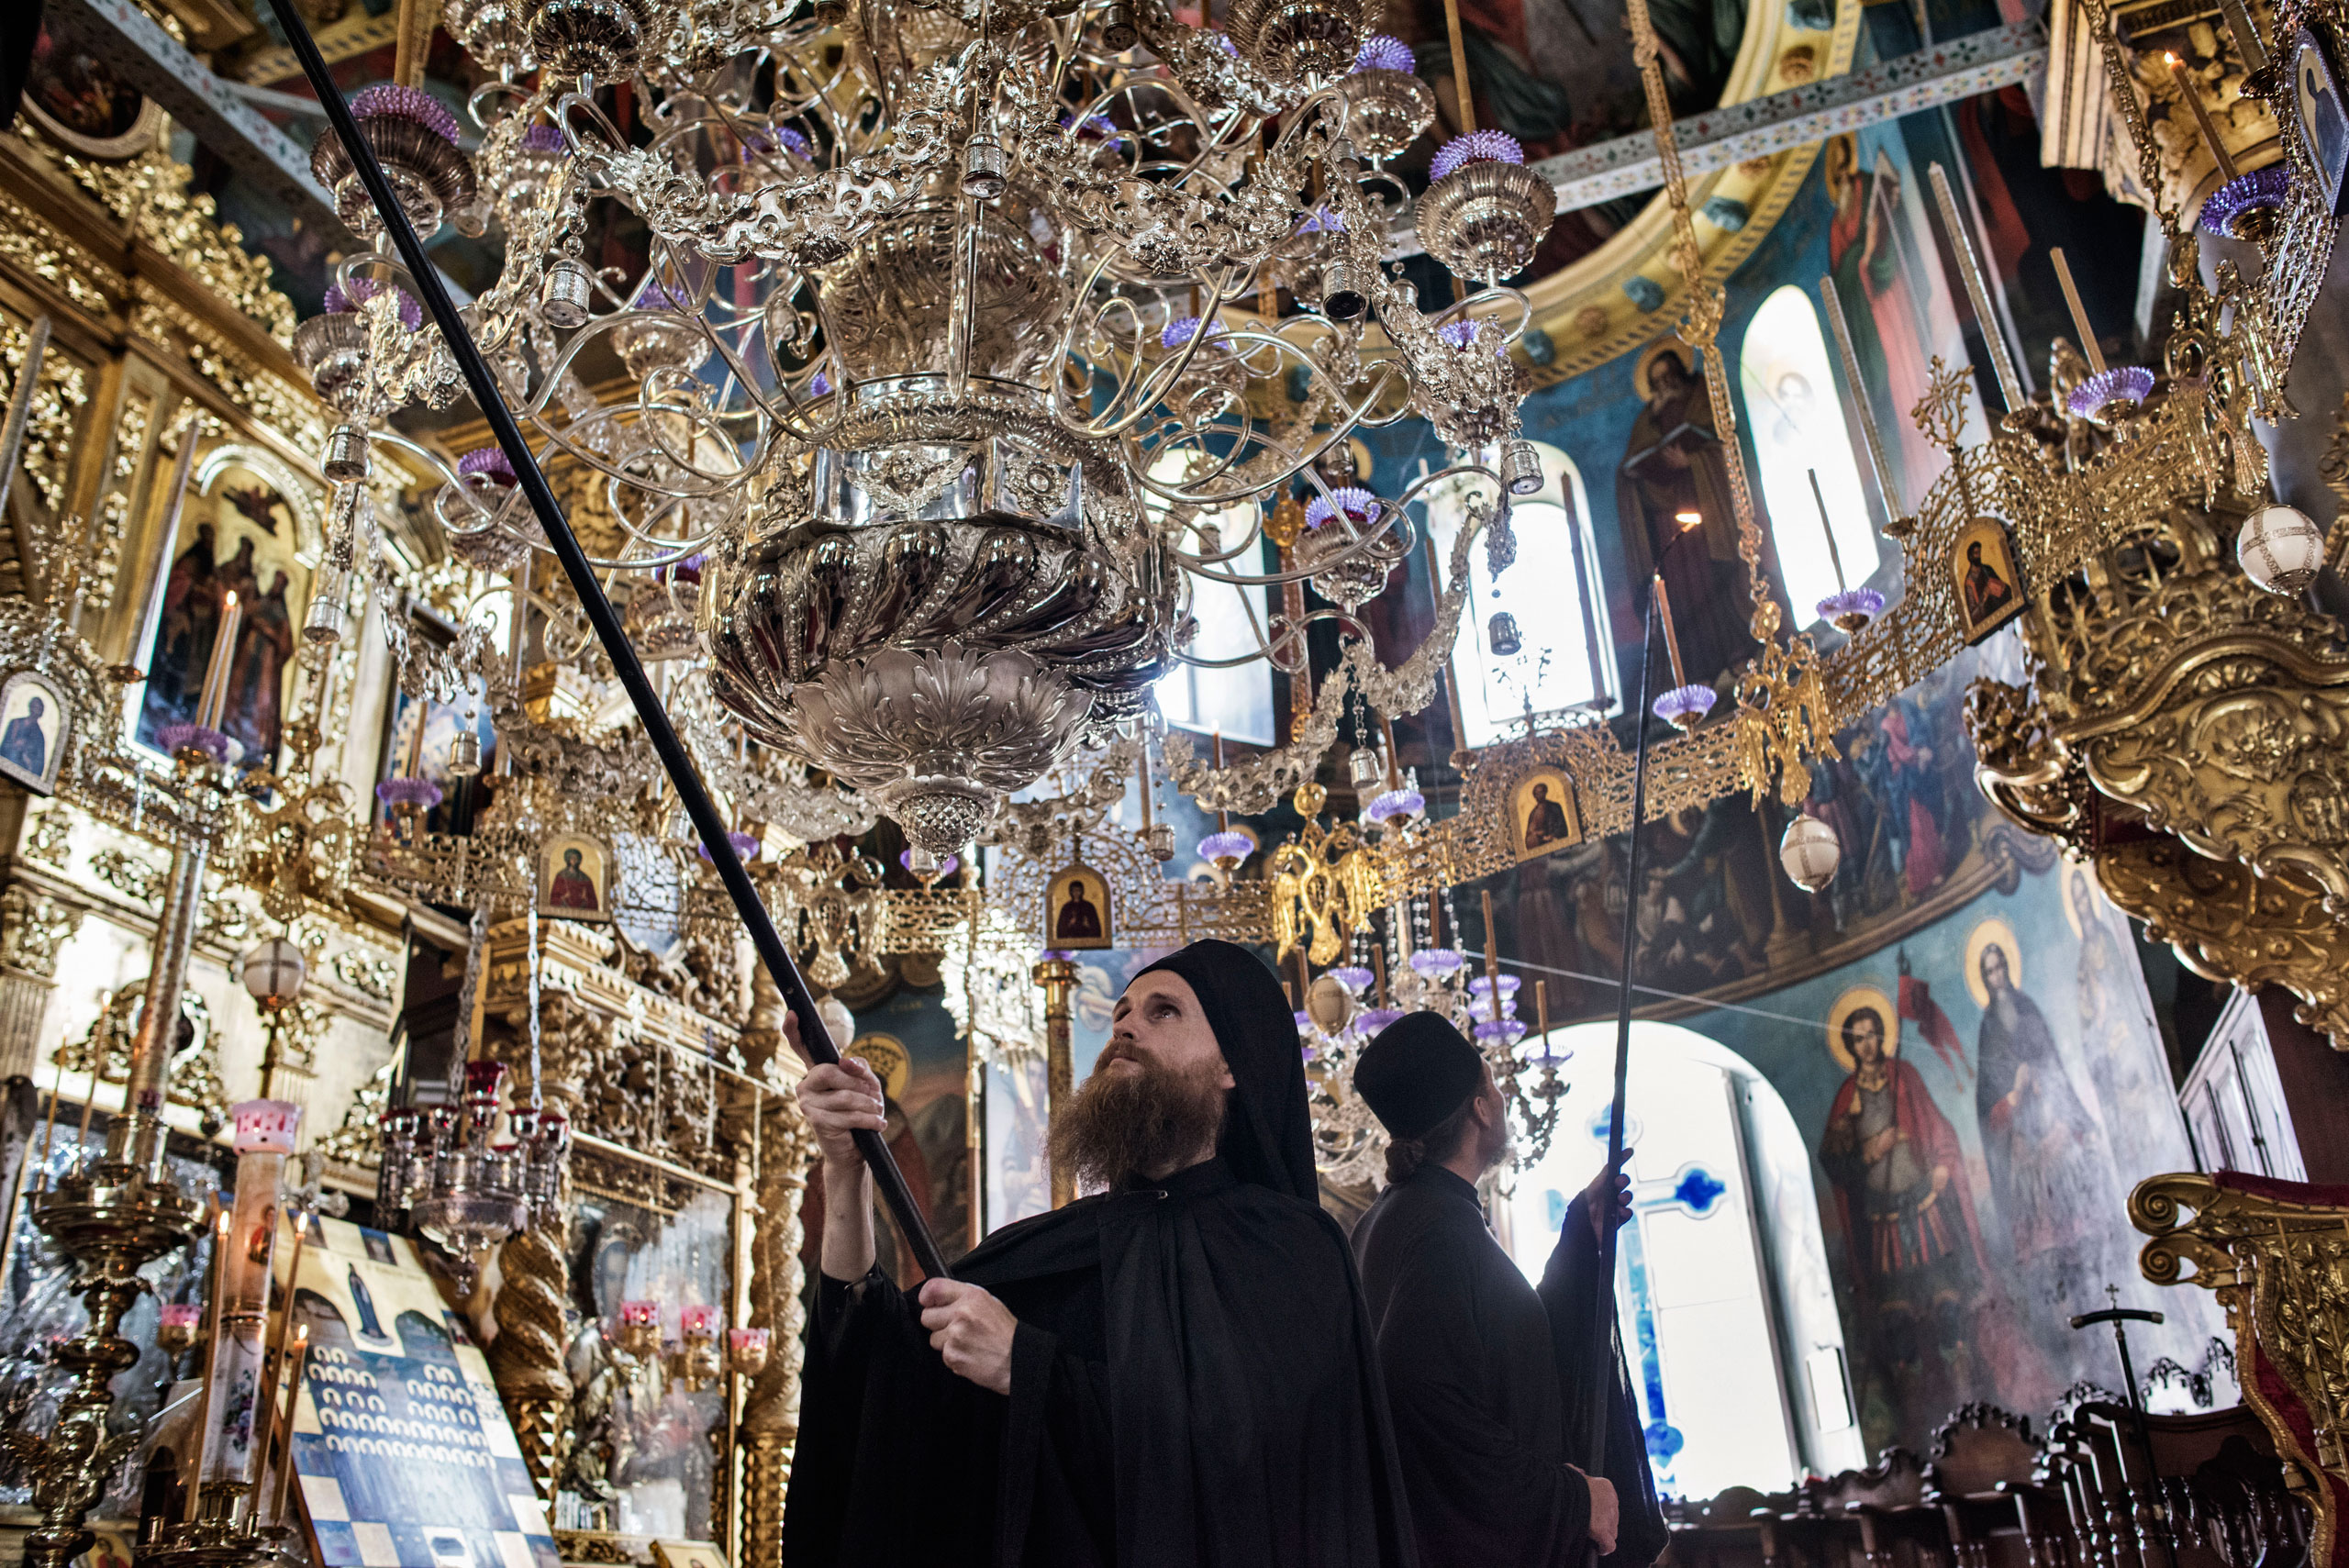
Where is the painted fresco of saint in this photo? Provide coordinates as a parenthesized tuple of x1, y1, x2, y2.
(1824, 137, 1940, 506)
(1854, 695, 1949, 901)
(1616, 344, 1755, 687)
(1819, 1000, 1986, 1420)
(1973, 936, 2119, 1276)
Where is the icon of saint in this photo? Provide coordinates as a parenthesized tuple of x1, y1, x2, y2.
(1522, 780, 1569, 851)
(550, 846, 600, 911)
(1, 695, 48, 777)
(1054, 877, 1102, 940)
(1961, 539, 2014, 627)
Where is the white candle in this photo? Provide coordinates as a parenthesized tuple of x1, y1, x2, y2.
(196, 590, 240, 729)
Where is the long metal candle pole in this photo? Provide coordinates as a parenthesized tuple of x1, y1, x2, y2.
(1927, 162, 2026, 414)
(1586, 585, 1659, 1474)
(1820, 274, 1904, 520)
(261, 0, 949, 1281)
(0, 316, 52, 528)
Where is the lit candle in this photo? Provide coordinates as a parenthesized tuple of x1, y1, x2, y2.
(1534, 978, 1551, 1062)
(2165, 52, 2240, 181)
(2049, 248, 2109, 377)
(195, 590, 241, 730)
(1653, 573, 1690, 689)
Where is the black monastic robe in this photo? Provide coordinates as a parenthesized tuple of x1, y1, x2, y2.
(1354, 1166, 1670, 1568)
(784, 940, 1417, 1568)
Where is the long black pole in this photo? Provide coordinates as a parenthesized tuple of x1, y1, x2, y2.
(1585, 581, 1659, 1473)
(268, 12, 950, 1282)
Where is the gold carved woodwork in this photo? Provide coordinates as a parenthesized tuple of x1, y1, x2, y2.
(2095, 838, 2349, 1042)
(489, 1218, 575, 1502)
(1969, 494, 2349, 1044)
(2132, 1173, 2349, 1568)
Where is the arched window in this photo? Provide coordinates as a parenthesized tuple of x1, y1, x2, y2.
(1150, 456, 1276, 745)
(1503, 1021, 1864, 1497)
(1739, 286, 1883, 627)
(1428, 443, 1618, 748)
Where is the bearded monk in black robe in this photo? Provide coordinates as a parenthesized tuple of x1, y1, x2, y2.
(1353, 1012, 1670, 1568)
(787, 939, 1414, 1567)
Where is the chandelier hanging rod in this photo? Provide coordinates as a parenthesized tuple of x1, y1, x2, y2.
(264, 0, 951, 1282)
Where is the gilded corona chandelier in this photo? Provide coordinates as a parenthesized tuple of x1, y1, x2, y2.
(300, 0, 1545, 860)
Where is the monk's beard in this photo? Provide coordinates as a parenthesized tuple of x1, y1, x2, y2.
(1050, 1047, 1228, 1191)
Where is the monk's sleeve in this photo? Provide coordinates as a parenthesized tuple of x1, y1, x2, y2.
(785, 1267, 925, 1563)
(996, 1323, 1112, 1563)
(1537, 1198, 1671, 1568)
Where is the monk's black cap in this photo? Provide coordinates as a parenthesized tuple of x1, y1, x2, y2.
(1355, 1011, 1485, 1140)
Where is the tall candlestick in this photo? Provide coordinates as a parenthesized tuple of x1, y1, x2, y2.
(195, 591, 241, 730)
(1927, 162, 2025, 412)
(1372, 944, 1389, 1006)
(1820, 274, 1905, 517)
(1211, 728, 1229, 832)
(184, 1210, 232, 1522)
(1653, 574, 1690, 689)
(1441, 0, 1476, 133)
(33, 1059, 64, 1190)
(2050, 248, 2109, 376)
(1479, 890, 1502, 994)
(2217, 0, 2268, 70)
(2165, 52, 2240, 179)
(1377, 712, 1402, 790)
(268, 1328, 311, 1527)
(1534, 978, 1550, 1059)
(1808, 470, 1850, 595)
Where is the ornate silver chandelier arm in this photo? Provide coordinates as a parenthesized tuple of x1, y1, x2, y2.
(1163, 483, 1493, 810)
(585, 54, 962, 264)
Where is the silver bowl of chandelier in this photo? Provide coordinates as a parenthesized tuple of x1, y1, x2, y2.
(293, 277, 423, 417)
(1415, 131, 1556, 284)
(700, 373, 1174, 857)
(310, 85, 479, 239)
(1336, 36, 1436, 163)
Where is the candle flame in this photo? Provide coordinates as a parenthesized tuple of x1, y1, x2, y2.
(1674, 509, 1702, 525)
(2165, 50, 2183, 64)
(225, 591, 239, 607)
(294, 1324, 309, 1343)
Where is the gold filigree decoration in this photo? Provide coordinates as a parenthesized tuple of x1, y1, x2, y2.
(2131, 1173, 2349, 1568)
(1268, 815, 1383, 965)
(15, 122, 296, 342)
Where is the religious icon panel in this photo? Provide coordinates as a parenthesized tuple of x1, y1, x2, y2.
(1045, 862, 1113, 950)
(539, 833, 614, 923)
(1508, 766, 1584, 862)
(132, 444, 317, 773)
(2296, 24, 2349, 214)
(1951, 518, 2024, 644)
(0, 669, 70, 795)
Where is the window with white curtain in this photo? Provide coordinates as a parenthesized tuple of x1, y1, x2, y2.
(1738, 285, 1883, 626)
(1427, 443, 1617, 748)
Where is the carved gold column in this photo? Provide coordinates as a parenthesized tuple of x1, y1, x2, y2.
(1034, 958, 1078, 1209)
(738, 961, 812, 1568)
(489, 1218, 573, 1501)
(0, 884, 83, 1081)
